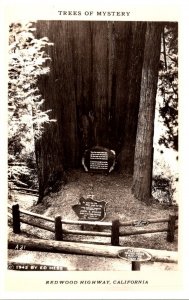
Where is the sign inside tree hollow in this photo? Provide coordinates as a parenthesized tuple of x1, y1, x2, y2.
(82, 146, 116, 173)
(72, 197, 106, 221)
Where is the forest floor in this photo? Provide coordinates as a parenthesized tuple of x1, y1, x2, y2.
(8, 169, 179, 271)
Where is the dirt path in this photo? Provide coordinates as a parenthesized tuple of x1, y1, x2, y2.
(34, 170, 176, 220)
(15, 169, 177, 251)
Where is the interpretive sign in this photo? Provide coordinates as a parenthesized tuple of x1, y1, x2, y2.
(82, 146, 116, 173)
(72, 197, 106, 221)
(118, 248, 152, 262)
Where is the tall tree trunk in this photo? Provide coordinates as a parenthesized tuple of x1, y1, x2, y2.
(117, 22, 146, 173)
(132, 22, 162, 203)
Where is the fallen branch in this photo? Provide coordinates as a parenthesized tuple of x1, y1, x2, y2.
(9, 179, 28, 187)
(10, 187, 38, 194)
(8, 234, 178, 263)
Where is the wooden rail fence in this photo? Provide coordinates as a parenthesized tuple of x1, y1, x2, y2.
(8, 203, 178, 246)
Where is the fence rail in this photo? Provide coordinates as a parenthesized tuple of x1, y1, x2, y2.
(63, 229, 111, 237)
(62, 219, 112, 226)
(19, 218, 55, 233)
(8, 202, 178, 245)
(119, 218, 170, 226)
(20, 209, 54, 223)
(120, 227, 169, 236)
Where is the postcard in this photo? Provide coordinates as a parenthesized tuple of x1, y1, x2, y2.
(1, 0, 189, 299)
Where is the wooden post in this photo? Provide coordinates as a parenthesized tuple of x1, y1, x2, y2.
(167, 214, 176, 242)
(55, 216, 62, 241)
(132, 261, 141, 271)
(111, 219, 119, 246)
(12, 203, 21, 234)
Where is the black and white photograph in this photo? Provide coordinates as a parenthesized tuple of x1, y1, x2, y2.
(1, 0, 188, 298)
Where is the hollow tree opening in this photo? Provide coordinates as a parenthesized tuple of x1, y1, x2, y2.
(34, 21, 163, 202)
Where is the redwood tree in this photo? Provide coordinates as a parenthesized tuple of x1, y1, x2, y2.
(35, 21, 146, 200)
(132, 22, 162, 203)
